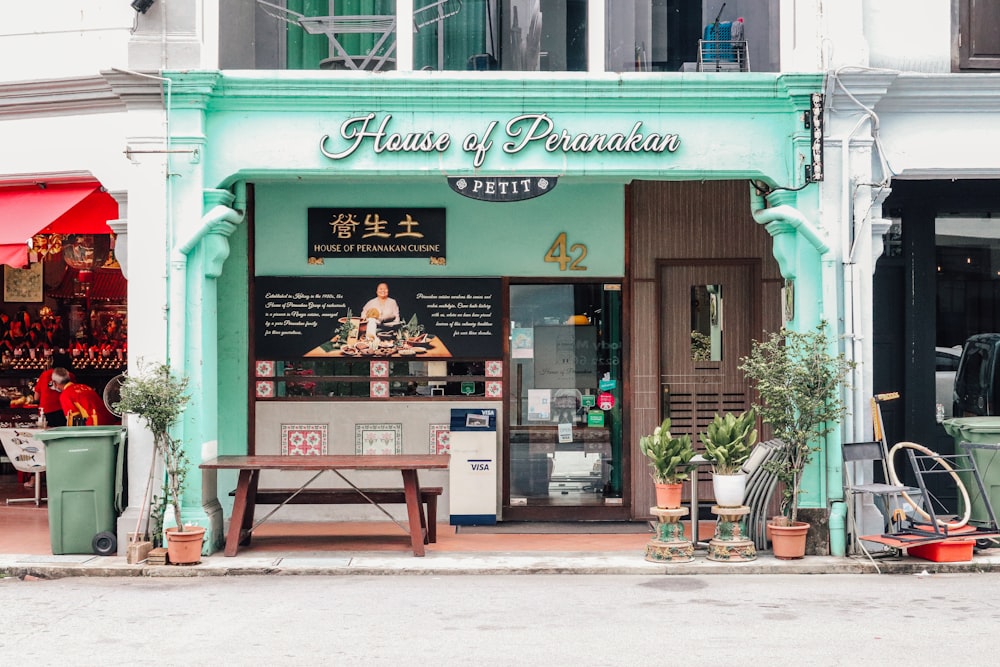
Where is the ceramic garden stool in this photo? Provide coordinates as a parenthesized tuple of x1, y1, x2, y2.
(706, 505, 756, 562)
(645, 506, 694, 563)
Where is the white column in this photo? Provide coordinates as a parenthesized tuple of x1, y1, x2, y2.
(397, 0, 414, 71)
(588, 0, 605, 72)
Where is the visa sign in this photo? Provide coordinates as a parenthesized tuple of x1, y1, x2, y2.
(468, 459, 492, 471)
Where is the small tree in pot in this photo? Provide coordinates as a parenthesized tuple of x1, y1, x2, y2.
(114, 361, 202, 561)
(740, 323, 854, 527)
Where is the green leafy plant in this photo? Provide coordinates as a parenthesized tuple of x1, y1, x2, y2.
(739, 323, 854, 523)
(114, 361, 191, 532)
(336, 308, 356, 342)
(690, 330, 711, 361)
(400, 313, 424, 340)
(639, 418, 696, 484)
(700, 409, 758, 475)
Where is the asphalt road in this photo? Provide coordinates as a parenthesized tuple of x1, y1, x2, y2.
(3, 573, 1000, 666)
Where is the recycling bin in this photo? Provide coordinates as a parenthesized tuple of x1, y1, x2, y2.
(34, 426, 125, 555)
(941, 417, 1000, 526)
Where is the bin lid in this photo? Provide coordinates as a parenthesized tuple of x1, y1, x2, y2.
(33, 426, 125, 442)
(942, 417, 1000, 442)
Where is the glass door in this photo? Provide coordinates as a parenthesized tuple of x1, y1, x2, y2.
(504, 281, 623, 518)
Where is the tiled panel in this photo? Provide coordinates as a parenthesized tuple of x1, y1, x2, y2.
(355, 423, 402, 455)
(428, 423, 450, 454)
(256, 381, 275, 398)
(281, 424, 328, 455)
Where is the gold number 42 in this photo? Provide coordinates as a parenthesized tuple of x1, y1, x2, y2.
(544, 232, 588, 271)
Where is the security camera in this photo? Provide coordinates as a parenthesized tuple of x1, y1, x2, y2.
(131, 0, 155, 13)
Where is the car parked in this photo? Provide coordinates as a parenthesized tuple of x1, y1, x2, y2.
(936, 345, 962, 419)
(953, 334, 1000, 417)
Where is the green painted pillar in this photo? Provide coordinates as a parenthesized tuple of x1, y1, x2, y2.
(172, 189, 243, 553)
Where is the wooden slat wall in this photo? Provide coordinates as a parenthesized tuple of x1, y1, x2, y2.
(628, 180, 782, 517)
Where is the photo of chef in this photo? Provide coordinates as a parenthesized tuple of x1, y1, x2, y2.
(361, 282, 401, 326)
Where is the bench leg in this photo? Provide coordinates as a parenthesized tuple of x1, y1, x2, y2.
(226, 469, 257, 557)
(426, 495, 437, 544)
(401, 469, 426, 556)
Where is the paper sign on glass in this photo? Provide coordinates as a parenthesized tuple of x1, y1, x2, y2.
(527, 389, 551, 421)
(558, 422, 573, 443)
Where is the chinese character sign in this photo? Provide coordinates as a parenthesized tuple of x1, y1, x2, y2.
(308, 208, 446, 259)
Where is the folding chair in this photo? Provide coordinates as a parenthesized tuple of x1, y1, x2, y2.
(842, 440, 917, 554)
(0, 428, 46, 506)
(741, 439, 784, 550)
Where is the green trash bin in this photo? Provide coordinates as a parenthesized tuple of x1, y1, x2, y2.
(942, 417, 1000, 526)
(34, 426, 125, 555)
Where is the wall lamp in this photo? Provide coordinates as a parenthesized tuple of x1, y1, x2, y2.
(131, 0, 155, 13)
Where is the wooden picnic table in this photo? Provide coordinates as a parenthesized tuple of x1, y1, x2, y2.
(200, 454, 450, 557)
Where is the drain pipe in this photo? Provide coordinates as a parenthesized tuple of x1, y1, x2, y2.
(167, 184, 246, 437)
(749, 185, 846, 556)
(749, 186, 830, 258)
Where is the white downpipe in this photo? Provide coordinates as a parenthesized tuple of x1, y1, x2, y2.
(841, 115, 871, 448)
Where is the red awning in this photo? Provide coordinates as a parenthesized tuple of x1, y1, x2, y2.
(0, 183, 117, 268)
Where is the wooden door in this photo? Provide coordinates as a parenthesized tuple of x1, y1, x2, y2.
(659, 260, 759, 503)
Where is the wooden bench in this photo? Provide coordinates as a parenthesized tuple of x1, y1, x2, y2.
(232, 486, 443, 543)
(203, 455, 450, 556)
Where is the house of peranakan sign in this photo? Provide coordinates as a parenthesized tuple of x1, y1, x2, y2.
(307, 207, 446, 260)
(320, 112, 682, 169)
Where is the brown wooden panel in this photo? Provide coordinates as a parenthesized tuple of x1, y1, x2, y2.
(627, 181, 782, 516)
(630, 180, 781, 280)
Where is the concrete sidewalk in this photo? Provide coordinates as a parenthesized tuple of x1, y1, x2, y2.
(5, 549, 1000, 578)
(5, 497, 1000, 578)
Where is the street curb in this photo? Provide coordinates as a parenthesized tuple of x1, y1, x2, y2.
(4, 551, 1000, 578)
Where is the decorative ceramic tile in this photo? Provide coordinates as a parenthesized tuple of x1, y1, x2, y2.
(370, 360, 389, 378)
(370, 380, 390, 398)
(281, 424, 328, 456)
(485, 360, 503, 377)
(429, 423, 450, 455)
(355, 423, 402, 455)
(255, 380, 275, 398)
(256, 360, 275, 377)
(486, 380, 503, 398)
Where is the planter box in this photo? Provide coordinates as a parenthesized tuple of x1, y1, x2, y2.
(907, 539, 975, 563)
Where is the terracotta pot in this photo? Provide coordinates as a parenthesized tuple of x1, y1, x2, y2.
(769, 520, 809, 559)
(712, 472, 747, 507)
(654, 482, 683, 509)
(165, 525, 206, 565)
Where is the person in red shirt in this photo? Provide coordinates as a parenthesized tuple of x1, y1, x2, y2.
(50, 367, 120, 426)
(34, 352, 75, 428)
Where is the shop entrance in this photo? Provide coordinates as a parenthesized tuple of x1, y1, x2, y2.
(658, 260, 758, 504)
(503, 281, 624, 520)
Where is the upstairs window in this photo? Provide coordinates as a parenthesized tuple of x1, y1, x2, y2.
(958, 0, 1000, 70)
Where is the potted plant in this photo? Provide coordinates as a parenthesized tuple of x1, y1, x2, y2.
(639, 417, 695, 509)
(739, 323, 854, 559)
(114, 361, 204, 564)
(700, 409, 757, 507)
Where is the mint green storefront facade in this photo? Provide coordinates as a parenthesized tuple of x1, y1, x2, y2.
(157, 72, 845, 555)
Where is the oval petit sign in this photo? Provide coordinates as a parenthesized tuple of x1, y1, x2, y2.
(448, 176, 558, 202)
